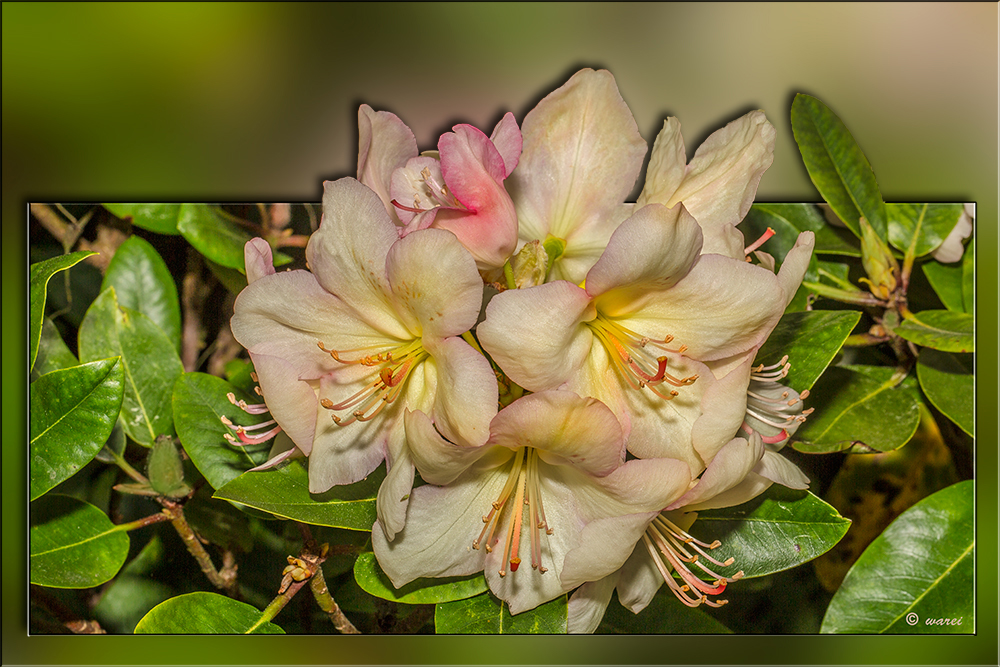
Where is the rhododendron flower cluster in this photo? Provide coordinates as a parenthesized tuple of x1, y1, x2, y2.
(230, 68, 816, 628)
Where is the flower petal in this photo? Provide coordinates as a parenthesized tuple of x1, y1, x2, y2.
(754, 450, 810, 490)
(244, 238, 275, 284)
(489, 111, 522, 177)
(307, 178, 410, 338)
(246, 351, 318, 455)
(424, 336, 499, 447)
(357, 104, 418, 224)
(404, 409, 508, 486)
(377, 419, 415, 540)
(691, 353, 754, 465)
(614, 543, 665, 614)
(487, 390, 625, 477)
(776, 231, 815, 307)
(478, 280, 595, 391)
(508, 69, 646, 248)
(385, 227, 484, 339)
(667, 434, 764, 510)
(683, 471, 773, 512)
(567, 573, 620, 633)
(669, 110, 776, 231)
(637, 117, 685, 207)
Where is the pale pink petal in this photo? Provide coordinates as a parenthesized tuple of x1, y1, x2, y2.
(669, 110, 776, 231)
(559, 511, 658, 590)
(549, 203, 635, 285)
(489, 111, 522, 177)
(567, 573, 620, 633)
(614, 544, 665, 614)
(247, 352, 318, 456)
(683, 471, 773, 512)
(244, 238, 275, 284)
(424, 336, 499, 447)
(385, 228, 483, 339)
(508, 69, 646, 247)
(667, 434, 764, 510)
(754, 450, 810, 489)
(691, 353, 754, 465)
(487, 390, 625, 477)
(307, 178, 409, 338)
(377, 419, 415, 540)
(390, 156, 443, 227)
(478, 280, 596, 392)
(776, 231, 815, 307)
(637, 117, 686, 207)
(706, 223, 747, 260)
(404, 409, 509, 486)
(357, 104, 418, 223)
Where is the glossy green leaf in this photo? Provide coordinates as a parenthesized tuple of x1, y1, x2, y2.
(354, 551, 488, 605)
(30, 494, 129, 588)
(101, 235, 181, 350)
(921, 261, 966, 313)
(214, 459, 384, 531)
(177, 205, 253, 270)
(134, 592, 284, 634)
(895, 310, 974, 353)
(172, 372, 273, 489)
(961, 239, 974, 312)
(596, 590, 731, 634)
(917, 349, 974, 437)
(435, 592, 567, 634)
(794, 365, 921, 453)
(104, 203, 182, 235)
(754, 310, 861, 391)
(790, 94, 887, 240)
(32, 318, 78, 379)
(694, 486, 850, 580)
(821, 480, 973, 634)
(94, 535, 173, 633)
(30, 251, 96, 372)
(147, 436, 192, 498)
(78, 288, 185, 446)
(30, 358, 125, 500)
(887, 203, 964, 259)
(745, 203, 860, 258)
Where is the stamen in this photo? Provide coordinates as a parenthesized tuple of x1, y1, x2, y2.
(227, 392, 271, 415)
(645, 514, 741, 608)
(744, 227, 776, 255)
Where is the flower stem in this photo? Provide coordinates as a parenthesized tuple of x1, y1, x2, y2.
(247, 578, 308, 633)
(163, 502, 238, 595)
(112, 510, 174, 533)
(309, 563, 360, 634)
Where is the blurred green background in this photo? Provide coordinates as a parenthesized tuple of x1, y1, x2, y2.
(6, 2, 996, 664)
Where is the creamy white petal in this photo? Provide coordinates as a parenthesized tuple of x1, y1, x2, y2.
(683, 471, 773, 512)
(755, 450, 810, 490)
(244, 238, 275, 284)
(776, 231, 815, 307)
(637, 117, 686, 207)
(667, 434, 764, 510)
(247, 352, 318, 456)
(489, 111, 522, 177)
(357, 104, 418, 224)
(424, 336, 498, 447)
(567, 573, 620, 634)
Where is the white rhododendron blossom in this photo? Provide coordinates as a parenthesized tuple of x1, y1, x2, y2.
(228, 67, 820, 618)
(231, 178, 497, 538)
(373, 390, 691, 614)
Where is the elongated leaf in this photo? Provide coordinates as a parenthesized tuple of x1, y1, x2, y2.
(30, 494, 129, 588)
(745, 203, 860, 258)
(214, 459, 383, 531)
(177, 205, 292, 271)
(917, 349, 974, 437)
(134, 592, 284, 634)
(895, 310, 973, 353)
(961, 239, 974, 312)
(887, 203, 964, 259)
(104, 204, 182, 235)
(101, 235, 181, 350)
(821, 480, 973, 634)
(693, 486, 850, 579)
(754, 310, 861, 391)
(30, 358, 125, 500)
(921, 261, 966, 313)
(78, 288, 184, 446)
(32, 318, 78, 379)
(30, 251, 96, 372)
(435, 592, 567, 634)
(596, 590, 731, 634)
(354, 552, 487, 605)
(790, 94, 887, 240)
(172, 372, 272, 489)
(794, 365, 921, 453)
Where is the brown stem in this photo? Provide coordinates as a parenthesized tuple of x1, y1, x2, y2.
(163, 502, 238, 596)
(30, 204, 107, 272)
(181, 248, 212, 372)
(115, 510, 174, 532)
(30, 585, 107, 634)
(310, 563, 361, 634)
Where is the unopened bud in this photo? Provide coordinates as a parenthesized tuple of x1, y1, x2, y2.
(509, 240, 549, 288)
(858, 217, 899, 300)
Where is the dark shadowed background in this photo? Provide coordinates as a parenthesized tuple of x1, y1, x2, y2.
(5, 3, 996, 664)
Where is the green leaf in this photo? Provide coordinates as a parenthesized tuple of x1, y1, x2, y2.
(917, 349, 974, 437)
(887, 203, 964, 259)
(961, 239, 974, 312)
(754, 310, 861, 391)
(921, 261, 966, 313)
(694, 486, 850, 580)
(134, 592, 284, 634)
(820, 480, 973, 634)
(93, 535, 173, 633)
(596, 590, 731, 634)
(30, 358, 125, 500)
(434, 592, 567, 634)
(794, 365, 921, 453)
(30, 494, 129, 588)
(78, 288, 185, 446)
(32, 318, 79, 379)
(101, 235, 182, 351)
(354, 552, 488, 605)
(104, 203, 182, 235)
(176, 205, 292, 272)
(30, 251, 96, 372)
(172, 372, 273, 489)
(896, 310, 974, 353)
(214, 459, 384, 531)
(745, 203, 860, 258)
(147, 436, 192, 498)
(790, 94, 887, 240)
